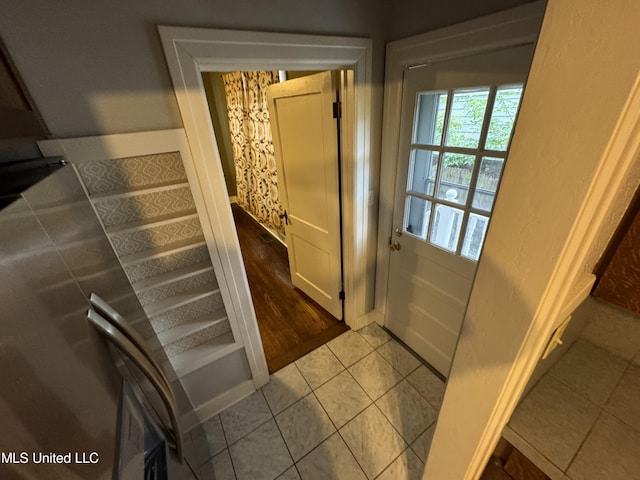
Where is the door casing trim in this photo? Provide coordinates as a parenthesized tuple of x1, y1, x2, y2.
(159, 27, 374, 388)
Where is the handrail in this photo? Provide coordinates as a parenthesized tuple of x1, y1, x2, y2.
(89, 293, 173, 393)
(87, 308, 183, 461)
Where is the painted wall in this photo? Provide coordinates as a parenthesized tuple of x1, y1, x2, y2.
(202, 72, 236, 197)
(387, 0, 536, 41)
(425, 0, 640, 477)
(0, 0, 386, 139)
(0, 0, 541, 159)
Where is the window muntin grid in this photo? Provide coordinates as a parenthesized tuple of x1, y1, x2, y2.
(402, 84, 523, 261)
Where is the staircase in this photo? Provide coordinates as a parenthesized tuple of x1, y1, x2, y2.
(76, 152, 241, 384)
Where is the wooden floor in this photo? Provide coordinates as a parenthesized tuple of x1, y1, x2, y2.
(232, 204, 348, 373)
(481, 443, 550, 480)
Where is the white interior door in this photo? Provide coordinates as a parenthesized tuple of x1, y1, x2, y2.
(386, 44, 534, 376)
(267, 71, 343, 319)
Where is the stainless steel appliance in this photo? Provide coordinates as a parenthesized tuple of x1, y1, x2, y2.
(0, 161, 215, 479)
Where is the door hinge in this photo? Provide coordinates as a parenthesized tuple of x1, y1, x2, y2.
(332, 101, 342, 119)
(339, 290, 345, 300)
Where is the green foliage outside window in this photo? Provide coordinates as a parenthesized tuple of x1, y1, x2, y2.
(434, 88, 522, 170)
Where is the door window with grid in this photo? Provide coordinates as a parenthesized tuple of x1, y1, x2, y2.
(403, 85, 523, 260)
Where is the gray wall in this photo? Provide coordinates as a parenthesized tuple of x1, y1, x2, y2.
(386, 0, 539, 41)
(0, 0, 538, 141)
(0, 0, 387, 139)
(202, 72, 236, 198)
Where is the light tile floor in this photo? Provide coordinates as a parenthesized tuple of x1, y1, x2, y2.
(190, 323, 444, 480)
(505, 313, 640, 480)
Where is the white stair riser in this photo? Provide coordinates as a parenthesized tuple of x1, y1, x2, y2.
(110, 216, 202, 257)
(164, 320, 232, 358)
(80, 150, 236, 382)
(76, 152, 188, 195)
(138, 270, 217, 307)
(150, 293, 226, 333)
(125, 244, 210, 284)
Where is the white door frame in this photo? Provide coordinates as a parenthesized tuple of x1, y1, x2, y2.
(376, 2, 640, 479)
(158, 28, 374, 379)
(375, 3, 545, 322)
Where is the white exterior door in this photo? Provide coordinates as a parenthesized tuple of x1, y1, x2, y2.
(267, 71, 343, 319)
(386, 44, 534, 376)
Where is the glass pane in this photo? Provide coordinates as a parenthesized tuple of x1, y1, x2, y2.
(472, 157, 504, 212)
(436, 152, 476, 206)
(485, 86, 523, 151)
(445, 88, 490, 149)
(461, 213, 489, 261)
(404, 196, 432, 239)
(414, 92, 448, 145)
(429, 203, 463, 253)
(409, 149, 439, 196)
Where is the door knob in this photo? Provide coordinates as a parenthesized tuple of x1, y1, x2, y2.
(389, 241, 401, 251)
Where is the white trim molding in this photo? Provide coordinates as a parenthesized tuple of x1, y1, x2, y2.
(158, 27, 374, 335)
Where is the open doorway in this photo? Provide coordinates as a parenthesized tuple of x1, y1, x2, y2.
(201, 69, 348, 373)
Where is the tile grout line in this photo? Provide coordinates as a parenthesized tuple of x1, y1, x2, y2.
(221, 388, 280, 479)
(553, 343, 630, 403)
(334, 415, 375, 478)
(326, 331, 374, 370)
(517, 336, 635, 477)
(380, 325, 445, 382)
(405, 373, 443, 411)
(374, 379, 428, 438)
(516, 371, 601, 476)
(600, 361, 640, 435)
(207, 416, 238, 480)
(375, 447, 417, 480)
(342, 329, 427, 476)
(563, 409, 605, 476)
(226, 446, 239, 480)
(346, 329, 436, 417)
(309, 373, 365, 470)
(297, 327, 395, 479)
(260, 385, 297, 479)
(219, 325, 436, 479)
(372, 386, 431, 464)
(602, 360, 631, 405)
(364, 328, 436, 469)
(546, 338, 628, 408)
(291, 390, 348, 475)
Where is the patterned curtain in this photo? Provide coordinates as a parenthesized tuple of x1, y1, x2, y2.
(222, 71, 285, 235)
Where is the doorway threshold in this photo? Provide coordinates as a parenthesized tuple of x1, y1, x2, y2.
(232, 204, 348, 373)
